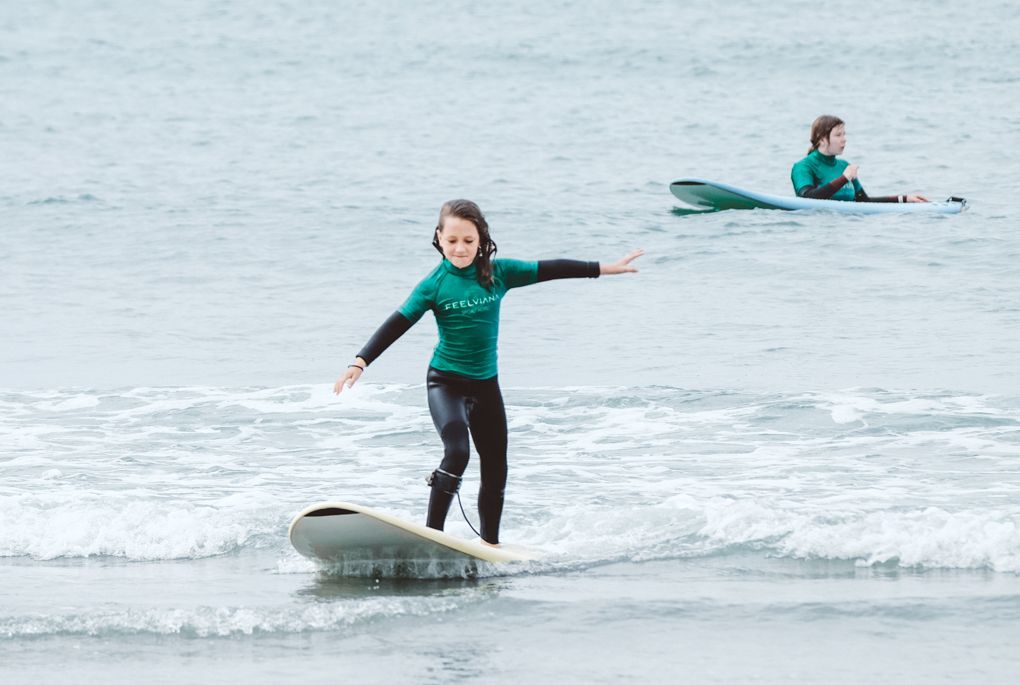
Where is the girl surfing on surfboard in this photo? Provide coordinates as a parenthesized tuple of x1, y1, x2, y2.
(791, 115, 929, 204)
(334, 199, 642, 547)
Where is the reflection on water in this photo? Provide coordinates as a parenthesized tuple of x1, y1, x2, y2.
(298, 572, 510, 601)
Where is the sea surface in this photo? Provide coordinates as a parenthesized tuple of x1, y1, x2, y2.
(3, 0, 1020, 683)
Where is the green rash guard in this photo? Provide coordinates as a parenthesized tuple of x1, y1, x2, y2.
(790, 149, 863, 201)
(398, 258, 539, 379)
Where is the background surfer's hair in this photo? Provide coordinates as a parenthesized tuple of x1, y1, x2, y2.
(808, 114, 845, 154)
(433, 199, 498, 289)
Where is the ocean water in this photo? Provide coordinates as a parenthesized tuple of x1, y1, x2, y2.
(3, 0, 1020, 683)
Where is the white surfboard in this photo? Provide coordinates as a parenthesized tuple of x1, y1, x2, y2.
(289, 501, 536, 575)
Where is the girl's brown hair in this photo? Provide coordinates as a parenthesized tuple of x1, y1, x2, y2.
(808, 114, 844, 154)
(433, 199, 498, 289)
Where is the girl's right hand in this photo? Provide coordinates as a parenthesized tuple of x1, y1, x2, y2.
(601, 249, 644, 275)
(843, 164, 859, 181)
(334, 364, 364, 395)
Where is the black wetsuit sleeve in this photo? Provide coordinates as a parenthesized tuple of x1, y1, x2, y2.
(797, 175, 850, 199)
(536, 260, 600, 282)
(854, 186, 900, 203)
(356, 311, 415, 365)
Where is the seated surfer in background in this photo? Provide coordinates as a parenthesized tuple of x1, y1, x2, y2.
(791, 115, 928, 203)
(334, 199, 642, 547)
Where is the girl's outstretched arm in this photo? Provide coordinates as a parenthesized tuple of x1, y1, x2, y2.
(600, 249, 644, 275)
(532, 249, 644, 284)
(334, 311, 416, 394)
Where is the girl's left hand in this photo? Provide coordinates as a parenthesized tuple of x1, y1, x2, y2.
(906, 194, 930, 203)
(601, 249, 644, 275)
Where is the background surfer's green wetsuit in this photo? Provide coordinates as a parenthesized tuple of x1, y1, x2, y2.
(791, 150, 899, 202)
(356, 257, 600, 544)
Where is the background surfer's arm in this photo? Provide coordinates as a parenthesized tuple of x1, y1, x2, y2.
(854, 187, 901, 203)
(536, 260, 600, 282)
(796, 175, 849, 199)
(356, 312, 415, 365)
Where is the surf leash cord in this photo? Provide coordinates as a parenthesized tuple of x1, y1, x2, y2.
(455, 490, 482, 538)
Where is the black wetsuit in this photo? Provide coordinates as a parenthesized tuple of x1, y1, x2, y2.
(425, 367, 508, 543)
(357, 258, 600, 543)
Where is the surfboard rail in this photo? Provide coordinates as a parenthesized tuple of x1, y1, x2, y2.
(670, 178, 966, 214)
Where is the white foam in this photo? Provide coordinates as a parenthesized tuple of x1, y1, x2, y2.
(0, 597, 465, 638)
(777, 507, 1020, 572)
(0, 498, 283, 561)
(650, 495, 1020, 572)
(830, 404, 864, 424)
(3, 384, 1019, 573)
(35, 395, 101, 412)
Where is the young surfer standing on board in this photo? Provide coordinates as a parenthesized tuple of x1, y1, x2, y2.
(334, 199, 642, 547)
(791, 115, 929, 203)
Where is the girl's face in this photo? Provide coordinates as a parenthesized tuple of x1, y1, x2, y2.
(819, 124, 847, 155)
(436, 215, 480, 268)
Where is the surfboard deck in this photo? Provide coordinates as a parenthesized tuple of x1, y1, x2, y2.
(670, 178, 966, 214)
(289, 501, 536, 574)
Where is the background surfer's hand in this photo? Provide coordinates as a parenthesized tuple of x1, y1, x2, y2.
(334, 364, 363, 394)
(843, 164, 859, 181)
(601, 249, 644, 275)
(907, 194, 929, 203)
